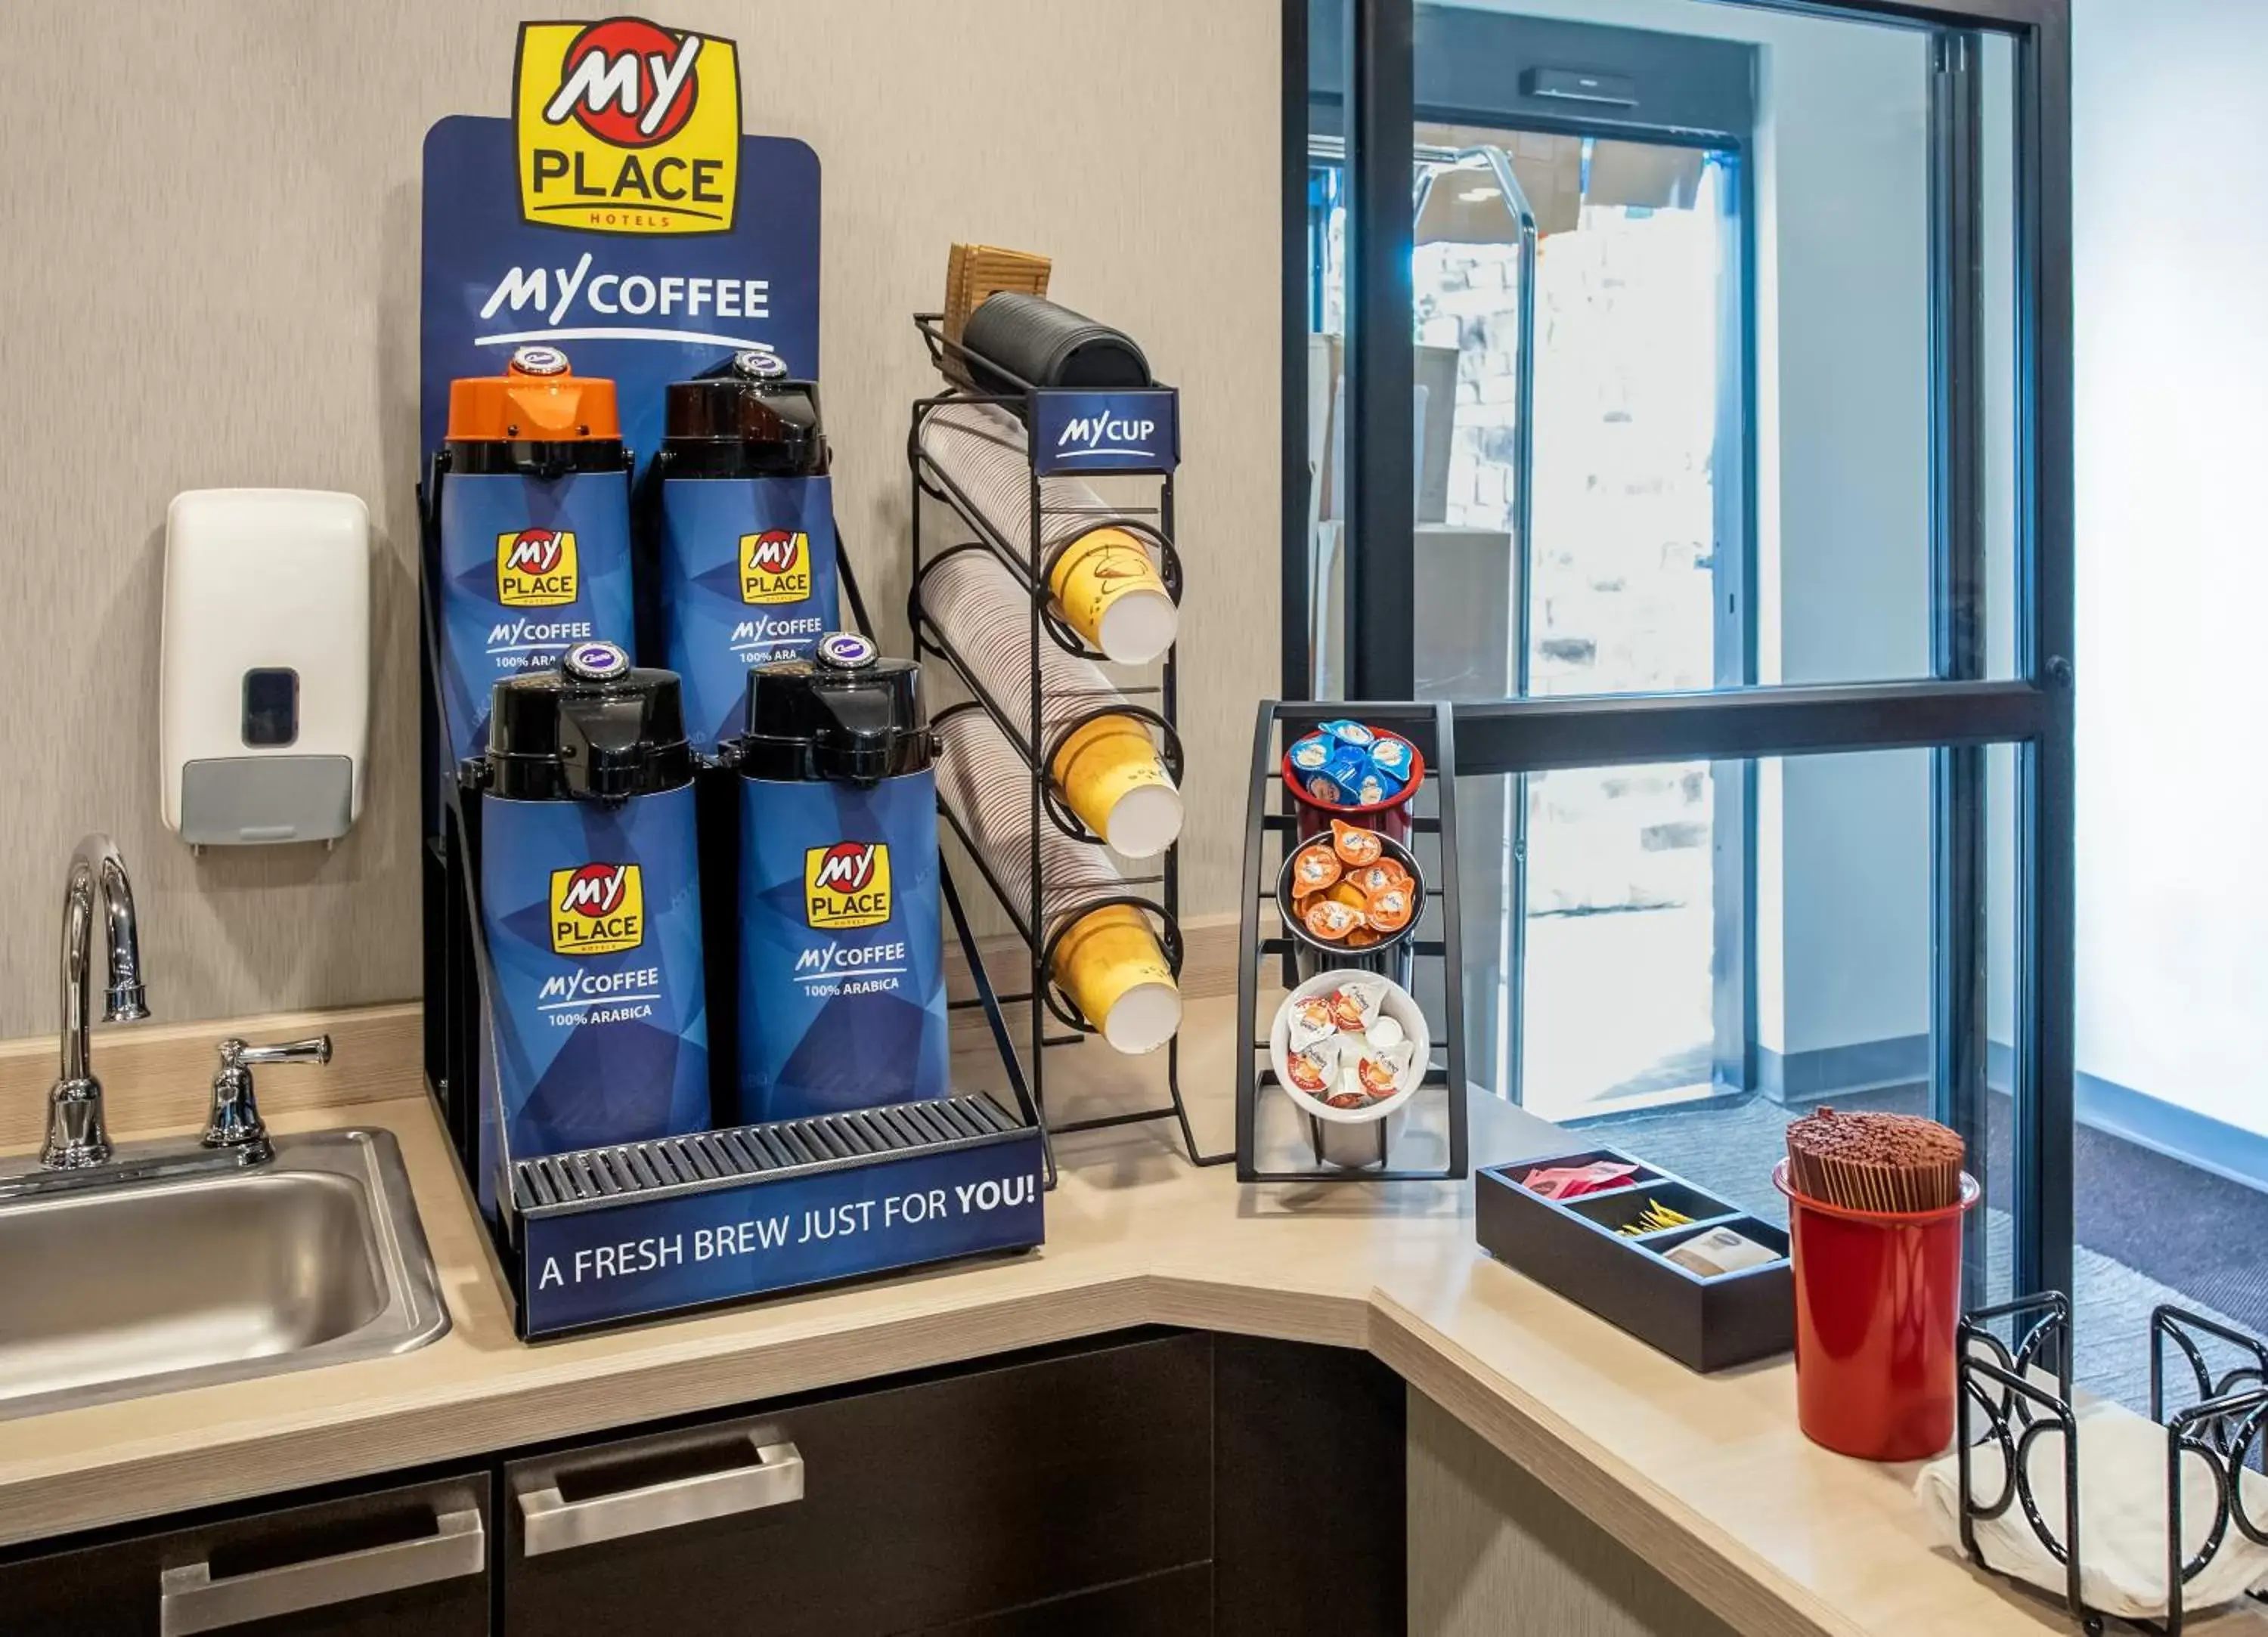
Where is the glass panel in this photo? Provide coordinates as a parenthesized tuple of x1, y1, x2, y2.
(1468, 747, 2019, 1325)
(1521, 136, 1728, 699)
(1981, 29, 2020, 683)
(2058, 19, 2268, 1411)
(1306, 0, 1346, 700)
(1381, 0, 2020, 700)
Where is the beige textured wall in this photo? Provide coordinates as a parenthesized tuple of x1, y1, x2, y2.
(1408, 1390, 1742, 1637)
(0, 2, 1278, 1038)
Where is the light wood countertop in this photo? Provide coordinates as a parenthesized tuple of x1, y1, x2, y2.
(0, 1000, 2256, 1637)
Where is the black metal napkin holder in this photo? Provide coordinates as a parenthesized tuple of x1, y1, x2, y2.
(1957, 1292, 2268, 1635)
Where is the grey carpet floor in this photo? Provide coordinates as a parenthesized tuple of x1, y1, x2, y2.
(1572, 1088, 2268, 1413)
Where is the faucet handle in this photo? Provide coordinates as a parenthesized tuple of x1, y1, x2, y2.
(222, 1035, 333, 1070)
(204, 1034, 331, 1158)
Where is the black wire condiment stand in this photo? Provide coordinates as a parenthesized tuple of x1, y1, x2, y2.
(1232, 700, 1470, 1183)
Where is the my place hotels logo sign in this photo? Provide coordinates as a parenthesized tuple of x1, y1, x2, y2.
(515, 17, 742, 235)
(739, 529, 811, 605)
(496, 528, 579, 605)
(551, 862, 646, 955)
(805, 843, 892, 931)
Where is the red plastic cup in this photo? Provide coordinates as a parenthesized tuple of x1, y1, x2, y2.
(1772, 1159, 1981, 1462)
(1281, 729, 1425, 846)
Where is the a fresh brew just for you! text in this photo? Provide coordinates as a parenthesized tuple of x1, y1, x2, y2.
(536, 1172, 1042, 1291)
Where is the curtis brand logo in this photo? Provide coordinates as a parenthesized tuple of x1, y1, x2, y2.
(1055, 413, 1159, 456)
(497, 529, 580, 606)
(739, 530, 810, 605)
(550, 863, 645, 956)
(515, 17, 741, 237)
(805, 843, 892, 931)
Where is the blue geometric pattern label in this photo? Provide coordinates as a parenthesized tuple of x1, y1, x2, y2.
(657, 472, 838, 746)
(736, 772, 948, 1122)
(479, 784, 709, 1161)
(438, 469, 634, 764)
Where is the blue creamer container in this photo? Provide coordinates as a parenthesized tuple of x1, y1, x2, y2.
(466, 640, 709, 1165)
(720, 633, 948, 1122)
(437, 345, 634, 766)
(651, 351, 838, 750)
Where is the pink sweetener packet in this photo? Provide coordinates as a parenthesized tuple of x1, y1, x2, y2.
(1520, 1160, 1640, 1200)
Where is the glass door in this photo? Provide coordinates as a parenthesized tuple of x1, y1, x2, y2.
(1300, 0, 2074, 1320)
(1307, 121, 1745, 1113)
(1401, 121, 1746, 1119)
(1458, 133, 1737, 1122)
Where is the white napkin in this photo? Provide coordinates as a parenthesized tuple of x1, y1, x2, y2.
(1917, 1396, 2268, 1620)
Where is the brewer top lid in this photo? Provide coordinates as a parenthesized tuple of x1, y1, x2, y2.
(448, 346, 622, 443)
(662, 351, 825, 471)
(730, 633, 930, 785)
(482, 641, 693, 800)
(814, 632, 877, 670)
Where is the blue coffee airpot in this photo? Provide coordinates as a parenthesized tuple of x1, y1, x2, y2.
(649, 351, 840, 751)
(464, 640, 710, 1169)
(717, 633, 950, 1124)
(435, 345, 635, 768)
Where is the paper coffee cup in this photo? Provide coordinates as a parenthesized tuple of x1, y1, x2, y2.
(1051, 714, 1183, 857)
(1052, 905, 1182, 1055)
(1048, 528, 1176, 664)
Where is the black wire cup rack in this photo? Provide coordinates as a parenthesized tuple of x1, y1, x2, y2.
(1232, 700, 1470, 1183)
(907, 312, 1228, 1178)
(1958, 1292, 2268, 1635)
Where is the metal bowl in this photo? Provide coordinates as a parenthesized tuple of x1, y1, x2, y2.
(1274, 826, 1425, 988)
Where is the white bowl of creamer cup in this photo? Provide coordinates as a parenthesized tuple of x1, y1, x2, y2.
(1269, 969, 1428, 1124)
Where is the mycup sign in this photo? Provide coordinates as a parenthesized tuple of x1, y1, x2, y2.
(515, 17, 742, 235)
(1030, 390, 1180, 475)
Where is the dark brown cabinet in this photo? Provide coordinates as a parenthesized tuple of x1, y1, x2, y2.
(0, 1330, 1405, 1637)
(0, 1471, 491, 1637)
(499, 1331, 1214, 1637)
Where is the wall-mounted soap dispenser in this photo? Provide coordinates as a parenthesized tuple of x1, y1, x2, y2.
(159, 488, 370, 849)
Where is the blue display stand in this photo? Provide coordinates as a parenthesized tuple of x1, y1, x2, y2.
(414, 51, 1045, 1341)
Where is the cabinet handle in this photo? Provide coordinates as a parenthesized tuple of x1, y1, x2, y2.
(518, 1435, 804, 1556)
(157, 1506, 484, 1635)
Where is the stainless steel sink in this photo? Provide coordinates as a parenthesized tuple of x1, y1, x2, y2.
(0, 1128, 449, 1419)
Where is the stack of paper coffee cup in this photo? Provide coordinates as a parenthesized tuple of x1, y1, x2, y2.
(1043, 526, 1176, 667)
(919, 402, 1178, 664)
(919, 549, 1184, 856)
(934, 707, 1183, 1054)
(1049, 903, 1181, 1058)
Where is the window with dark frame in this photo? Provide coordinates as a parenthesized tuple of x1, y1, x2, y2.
(1284, 0, 2075, 1311)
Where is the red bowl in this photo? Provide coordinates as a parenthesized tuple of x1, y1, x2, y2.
(1280, 729, 1425, 844)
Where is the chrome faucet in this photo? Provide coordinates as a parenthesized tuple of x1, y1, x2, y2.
(44, 833, 149, 1168)
(0, 837, 334, 1202)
